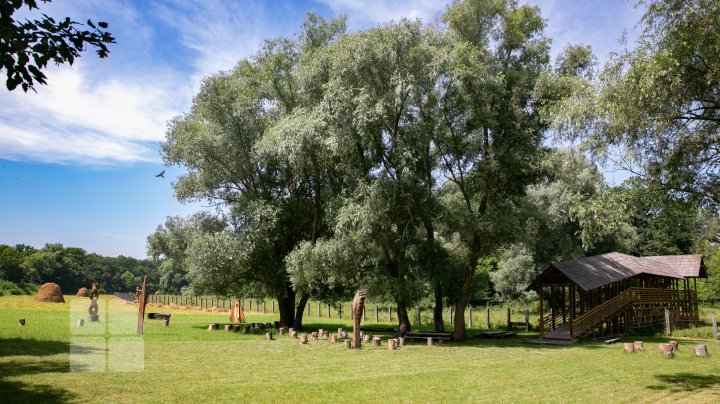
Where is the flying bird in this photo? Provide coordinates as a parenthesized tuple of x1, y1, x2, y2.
(155, 170, 165, 178)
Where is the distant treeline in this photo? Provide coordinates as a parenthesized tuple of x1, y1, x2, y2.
(0, 243, 159, 295)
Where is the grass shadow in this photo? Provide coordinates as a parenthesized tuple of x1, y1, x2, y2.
(0, 338, 70, 357)
(646, 373, 720, 393)
(0, 379, 75, 404)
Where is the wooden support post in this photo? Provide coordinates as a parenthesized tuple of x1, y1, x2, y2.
(327, 304, 330, 318)
(249, 300, 252, 311)
(417, 307, 421, 326)
(550, 287, 556, 330)
(307, 302, 311, 316)
(272, 301, 275, 314)
(449, 307, 453, 326)
(318, 303, 321, 317)
(375, 305, 379, 322)
(486, 307, 490, 329)
(338, 304, 342, 319)
(569, 286, 575, 337)
(137, 276, 147, 335)
(539, 288, 544, 335)
(469, 306, 473, 328)
(506, 308, 511, 329)
(665, 308, 671, 335)
(388, 307, 391, 322)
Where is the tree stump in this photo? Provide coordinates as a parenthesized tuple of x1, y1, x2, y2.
(388, 339, 396, 350)
(340, 330, 348, 339)
(224, 324, 232, 332)
(344, 339, 351, 349)
(658, 343, 674, 357)
(669, 341, 678, 351)
(242, 325, 251, 334)
(163, 317, 170, 327)
(300, 333, 308, 344)
(372, 337, 381, 346)
(323, 330, 330, 339)
(633, 341, 644, 351)
(290, 330, 297, 338)
(318, 329, 324, 336)
(252, 327, 260, 334)
(208, 324, 218, 331)
(693, 345, 708, 357)
(311, 332, 318, 340)
(279, 327, 285, 336)
(363, 334, 372, 343)
(623, 343, 635, 353)
(338, 327, 344, 335)
(266, 332, 273, 340)
(427, 337, 433, 346)
(398, 337, 405, 347)
(77, 319, 84, 327)
(330, 335, 337, 343)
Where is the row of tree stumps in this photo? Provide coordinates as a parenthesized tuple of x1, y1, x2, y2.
(623, 340, 708, 357)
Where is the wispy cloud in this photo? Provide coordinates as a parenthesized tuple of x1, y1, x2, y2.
(317, 0, 448, 28)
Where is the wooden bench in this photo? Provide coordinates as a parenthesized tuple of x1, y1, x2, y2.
(147, 312, 171, 320)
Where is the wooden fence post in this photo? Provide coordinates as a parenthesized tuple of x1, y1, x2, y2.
(417, 307, 421, 326)
(469, 306, 473, 327)
(507, 308, 511, 329)
(272, 301, 275, 314)
(249, 300, 252, 312)
(375, 305, 379, 322)
(712, 311, 717, 336)
(486, 307, 490, 329)
(665, 308, 671, 335)
(525, 308, 530, 331)
(449, 307, 452, 326)
(307, 302, 311, 316)
(388, 307, 392, 322)
(338, 304, 342, 319)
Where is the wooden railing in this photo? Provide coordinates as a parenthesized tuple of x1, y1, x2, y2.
(571, 288, 684, 338)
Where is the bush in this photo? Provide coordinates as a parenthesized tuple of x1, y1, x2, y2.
(0, 280, 38, 296)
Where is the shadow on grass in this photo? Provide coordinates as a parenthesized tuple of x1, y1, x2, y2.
(0, 338, 81, 403)
(646, 373, 720, 393)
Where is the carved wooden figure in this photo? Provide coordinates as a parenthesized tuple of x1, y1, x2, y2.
(351, 289, 367, 349)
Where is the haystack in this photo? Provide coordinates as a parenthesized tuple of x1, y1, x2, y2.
(76, 287, 89, 297)
(34, 283, 65, 303)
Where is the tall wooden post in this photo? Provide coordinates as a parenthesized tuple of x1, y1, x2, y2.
(569, 286, 575, 337)
(539, 288, 544, 335)
(318, 303, 321, 317)
(550, 287, 556, 330)
(711, 311, 717, 336)
(665, 308, 671, 335)
(506, 307, 511, 329)
(417, 307, 421, 325)
(486, 307, 490, 329)
(468, 306, 473, 327)
(137, 276, 147, 335)
(375, 305, 379, 322)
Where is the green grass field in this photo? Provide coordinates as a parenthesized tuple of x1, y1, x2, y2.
(1, 295, 719, 403)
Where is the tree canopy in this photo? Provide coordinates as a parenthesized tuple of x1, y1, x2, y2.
(0, 0, 115, 91)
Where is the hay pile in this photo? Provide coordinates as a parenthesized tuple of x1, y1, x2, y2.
(76, 287, 89, 297)
(34, 283, 65, 303)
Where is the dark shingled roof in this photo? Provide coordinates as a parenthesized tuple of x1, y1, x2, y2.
(527, 252, 704, 292)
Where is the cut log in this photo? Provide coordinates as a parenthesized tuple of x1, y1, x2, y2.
(623, 343, 635, 353)
(311, 332, 318, 340)
(300, 333, 308, 344)
(372, 337, 381, 346)
(388, 339, 396, 350)
(427, 337, 433, 346)
(242, 325, 250, 334)
(658, 343, 674, 357)
(398, 337, 405, 347)
(633, 341, 644, 351)
(669, 341, 678, 351)
(77, 319, 84, 327)
(266, 332, 273, 340)
(693, 345, 708, 357)
(290, 330, 297, 338)
(330, 335, 337, 343)
(363, 334, 372, 343)
(224, 324, 232, 332)
(279, 327, 285, 336)
(344, 339, 351, 349)
(208, 324, 218, 331)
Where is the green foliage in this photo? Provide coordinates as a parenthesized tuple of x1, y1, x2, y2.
(0, 0, 115, 91)
(0, 279, 35, 296)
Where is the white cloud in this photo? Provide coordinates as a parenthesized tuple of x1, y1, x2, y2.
(318, 0, 448, 27)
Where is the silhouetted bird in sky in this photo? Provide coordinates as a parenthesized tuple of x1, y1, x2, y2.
(155, 170, 165, 178)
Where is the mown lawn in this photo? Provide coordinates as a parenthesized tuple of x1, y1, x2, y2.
(1, 295, 719, 403)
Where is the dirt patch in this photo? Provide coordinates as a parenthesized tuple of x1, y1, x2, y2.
(34, 283, 65, 303)
(76, 287, 89, 297)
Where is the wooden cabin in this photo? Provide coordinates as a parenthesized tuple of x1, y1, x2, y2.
(526, 252, 706, 341)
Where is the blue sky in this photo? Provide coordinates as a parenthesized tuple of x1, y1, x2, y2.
(0, 0, 643, 258)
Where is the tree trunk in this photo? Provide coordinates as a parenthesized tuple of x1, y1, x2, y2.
(278, 289, 296, 328)
(453, 253, 479, 341)
(293, 294, 309, 330)
(433, 284, 445, 332)
(396, 299, 412, 333)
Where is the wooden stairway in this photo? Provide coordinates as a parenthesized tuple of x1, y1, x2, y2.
(570, 287, 679, 339)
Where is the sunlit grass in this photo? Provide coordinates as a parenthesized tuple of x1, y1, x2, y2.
(1, 295, 719, 403)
